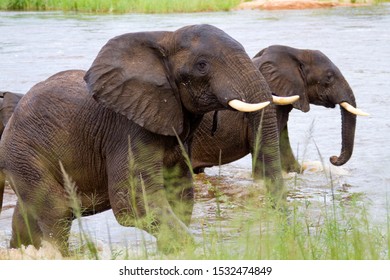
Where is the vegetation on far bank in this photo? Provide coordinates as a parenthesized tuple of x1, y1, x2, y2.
(0, 0, 241, 13)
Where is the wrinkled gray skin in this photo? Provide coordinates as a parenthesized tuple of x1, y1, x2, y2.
(0, 25, 282, 254)
(191, 45, 358, 177)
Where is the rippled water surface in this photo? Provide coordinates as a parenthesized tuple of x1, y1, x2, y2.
(1, 5, 389, 257)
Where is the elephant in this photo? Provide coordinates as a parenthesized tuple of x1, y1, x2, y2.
(191, 45, 368, 179)
(0, 91, 23, 137)
(0, 92, 23, 211)
(0, 24, 284, 255)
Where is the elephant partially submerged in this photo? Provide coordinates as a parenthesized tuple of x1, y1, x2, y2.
(191, 45, 368, 178)
(0, 25, 284, 254)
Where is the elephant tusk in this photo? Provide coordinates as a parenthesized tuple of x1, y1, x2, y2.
(340, 102, 370, 116)
(272, 95, 300, 105)
(228, 99, 270, 112)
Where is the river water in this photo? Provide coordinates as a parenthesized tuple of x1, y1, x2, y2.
(0, 4, 389, 258)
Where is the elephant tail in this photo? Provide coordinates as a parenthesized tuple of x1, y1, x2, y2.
(0, 171, 4, 215)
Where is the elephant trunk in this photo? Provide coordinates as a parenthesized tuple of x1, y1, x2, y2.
(329, 85, 357, 166)
(250, 104, 285, 201)
(219, 58, 285, 201)
(330, 106, 356, 166)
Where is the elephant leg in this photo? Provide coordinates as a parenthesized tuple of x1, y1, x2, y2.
(108, 177, 194, 253)
(11, 179, 73, 255)
(163, 161, 194, 226)
(38, 210, 73, 256)
(148, 188, 195, 253)
(10, 201, 42, 249)
(280, 125, 301, 173)
(107, 147, 194, 253)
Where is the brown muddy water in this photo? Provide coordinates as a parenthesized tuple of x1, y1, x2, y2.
(0, 5, 389, 258)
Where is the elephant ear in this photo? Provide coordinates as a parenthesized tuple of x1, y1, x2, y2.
(253, 45, 310, 112)
(84, 32, 183, 136)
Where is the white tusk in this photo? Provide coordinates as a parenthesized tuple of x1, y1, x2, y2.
(340, 102, 370, 116)
(228, 99, 270, 112)
(272, 95, 300, 105)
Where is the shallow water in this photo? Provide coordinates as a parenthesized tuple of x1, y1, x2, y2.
(0, 5, 389, 258)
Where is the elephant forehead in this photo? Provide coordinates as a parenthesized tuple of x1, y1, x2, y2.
(175, 25, 245, 54)
(196, 37, 244, 56)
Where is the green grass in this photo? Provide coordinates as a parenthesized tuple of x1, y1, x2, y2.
(0, 0, 241, 13)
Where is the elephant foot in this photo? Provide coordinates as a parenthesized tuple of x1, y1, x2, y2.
(282, 160, 302, 174)
(156, 224, 195, 255)
(193, 167, 206, 174)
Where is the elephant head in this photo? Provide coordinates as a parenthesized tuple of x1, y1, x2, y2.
(253, 45, 368, 167)
(191, 45, 367, 190)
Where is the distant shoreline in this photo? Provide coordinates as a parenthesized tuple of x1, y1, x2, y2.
(235, 0, 371, 11)
(0, 0, 379, 14)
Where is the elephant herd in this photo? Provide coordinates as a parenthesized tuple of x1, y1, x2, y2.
(0, 24, 368, 255)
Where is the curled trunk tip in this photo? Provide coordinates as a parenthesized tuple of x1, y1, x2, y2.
(330, 154, 351, 166)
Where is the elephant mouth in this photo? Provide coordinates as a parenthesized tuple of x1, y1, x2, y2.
(310, 99, 336, 108)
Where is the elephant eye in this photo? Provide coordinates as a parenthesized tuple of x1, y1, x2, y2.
(325, 72, 334, 85)
(195, 60, 209, 74)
